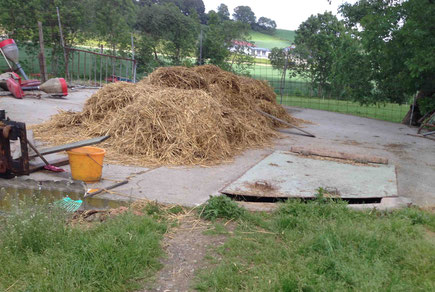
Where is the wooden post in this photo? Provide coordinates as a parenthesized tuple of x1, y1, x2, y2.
(38, 21, 47, 82)
(56, 7, 69, 80)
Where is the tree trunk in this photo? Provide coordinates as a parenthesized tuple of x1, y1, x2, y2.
(402, 90, 432, 126)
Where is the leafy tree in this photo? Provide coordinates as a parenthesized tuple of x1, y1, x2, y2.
(91, 0, 136, 54)
(136, 4, 164, 62)
(329, 32, 373, 102)
(232, 6, 256, 27)
(254, 17, 277, 35)
(268, 47, 297, 73)
(136, 3, 198, 64)
(293, 12, 345, 97)
(340, 0, 435, 123)
(217, 3, 230, 21)
(200, 12, 251, 71)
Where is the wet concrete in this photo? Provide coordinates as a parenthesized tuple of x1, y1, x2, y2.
(1, 89, 433, 207)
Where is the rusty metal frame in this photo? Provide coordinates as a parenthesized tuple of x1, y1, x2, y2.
(0, 116, 29, 177)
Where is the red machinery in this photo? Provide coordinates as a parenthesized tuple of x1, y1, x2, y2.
(0, 38, 68, 98)
(6, 75, 68, 99)
(0, 39, 29, 80)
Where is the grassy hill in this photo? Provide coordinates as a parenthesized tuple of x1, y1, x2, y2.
(249, 29, 295, 50)
(275, 29, 296, 43)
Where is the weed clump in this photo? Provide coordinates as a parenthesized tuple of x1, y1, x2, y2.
(201, 195, 245, 221)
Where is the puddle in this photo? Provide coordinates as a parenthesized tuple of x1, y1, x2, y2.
(0, 181, 129, 214)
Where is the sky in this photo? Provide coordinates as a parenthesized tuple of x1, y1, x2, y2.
(202, 0, 357, 30)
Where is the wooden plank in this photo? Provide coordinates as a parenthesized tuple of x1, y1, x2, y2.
(290, 146, 389, 164)
(31, 135, 110, 158)
(406, 133, 435, 141)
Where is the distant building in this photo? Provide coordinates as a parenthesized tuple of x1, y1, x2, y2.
(229, 40, 271, 59)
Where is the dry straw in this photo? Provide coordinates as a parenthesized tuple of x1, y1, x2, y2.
(33, 65, 302, 166)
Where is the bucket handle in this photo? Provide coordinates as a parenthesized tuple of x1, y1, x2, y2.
(86, 153, 103, 167)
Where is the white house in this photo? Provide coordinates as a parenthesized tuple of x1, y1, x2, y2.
(229, 40, 271, 59)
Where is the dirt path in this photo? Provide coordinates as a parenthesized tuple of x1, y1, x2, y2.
(142, 216, 228, 292)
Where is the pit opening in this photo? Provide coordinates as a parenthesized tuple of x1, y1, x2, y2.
(223, 193, 383, 205)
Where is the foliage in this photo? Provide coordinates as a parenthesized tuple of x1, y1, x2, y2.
(0, 0, 91, 74)
(293, 12, 347, 97)
(0, 0, 89, 46)
(217, 3, 230, 21)
(253, 17, 277, 35)
(0, 204, 166, 291)
(268, 47, 297, 75)
(136, 2, 199, 64)
(196, 200, 435, 291)
(91, 0, 136, 53)
(232, 6, 257, 27)
(340, 0, 435, 106)
(200, 12, 251, 71)
(200, 196, 246, 221)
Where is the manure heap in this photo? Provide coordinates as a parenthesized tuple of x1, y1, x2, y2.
(35, 65, 301, 166)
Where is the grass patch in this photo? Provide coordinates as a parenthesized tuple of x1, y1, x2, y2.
(195, 199, 435, 291)
(0, 204, 167, 291)
(274, 29, 296, 43)
(281, 95, 409, 123)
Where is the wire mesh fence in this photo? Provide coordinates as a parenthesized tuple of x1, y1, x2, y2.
(0, 47, 409, 123)
(245, 61, 410, 123)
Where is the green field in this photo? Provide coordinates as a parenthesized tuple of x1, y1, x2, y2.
(249, 30, 293, 49)
(274, 29, 296, 42)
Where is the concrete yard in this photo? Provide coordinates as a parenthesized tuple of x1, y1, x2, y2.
(1, 89, 434, 207)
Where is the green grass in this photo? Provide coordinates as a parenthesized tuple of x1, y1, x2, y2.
(249, 30, 292, 49)
(0, 204, 167, 291)
(274, 29, 296, 43)
(195, 198, 435, 291)
(281, 95, 410, 123)
(248, 29, 295, 49)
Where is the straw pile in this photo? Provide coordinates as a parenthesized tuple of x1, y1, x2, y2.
(34, 65, 302, 166)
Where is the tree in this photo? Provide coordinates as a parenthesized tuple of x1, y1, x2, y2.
(293, 12, 345, 97)
(136, 3, 199, 64)
(200, 12, 251, 70)
(217, 3, 230, 21)
(254, 17, 277, 35)
(340, 0, 435, 124)
(232, 6, 256, 27)
(92, 0, 136, 54)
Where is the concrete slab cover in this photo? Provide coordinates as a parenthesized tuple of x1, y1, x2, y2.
(221, 151, 398, 199)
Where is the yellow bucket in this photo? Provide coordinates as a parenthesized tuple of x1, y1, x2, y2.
(67, 146, 106, 182)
